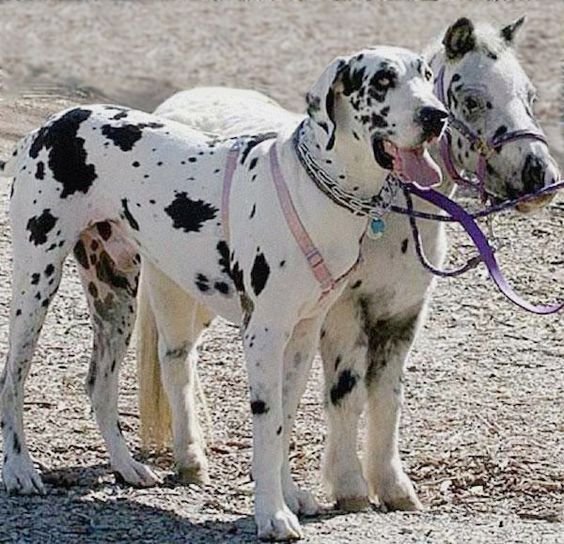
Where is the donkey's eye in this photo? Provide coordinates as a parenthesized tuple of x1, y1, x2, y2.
(527, 91, 537, 104)
(465, 97, 480, 111)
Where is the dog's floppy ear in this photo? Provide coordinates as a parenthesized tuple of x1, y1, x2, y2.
(500, 15, 526, 44)
(442, 17, 476, 60)
(306, 56, 349, 151)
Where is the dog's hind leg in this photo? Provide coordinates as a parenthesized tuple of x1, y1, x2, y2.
(362, 308, 424, 511)
(1, 229, 72, 494)
(144, 261, 212, 485)
(280, 316, 324, 517)
(75, 225, 160, 487)
(320, 297, 371, 512)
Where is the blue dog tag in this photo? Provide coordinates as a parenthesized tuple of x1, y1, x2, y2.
(368, 218, 386, 240)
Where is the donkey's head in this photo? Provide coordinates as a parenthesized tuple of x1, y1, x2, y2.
(430, 16, 560, 210)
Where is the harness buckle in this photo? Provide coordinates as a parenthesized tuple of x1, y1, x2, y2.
(475, 138, 495, 159)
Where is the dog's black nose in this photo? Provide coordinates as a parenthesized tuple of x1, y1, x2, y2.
(419, 107, 448, 137)
(521, 153, 546, 193)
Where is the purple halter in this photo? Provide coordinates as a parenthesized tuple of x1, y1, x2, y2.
(434, 66, 550, 202)
(393, 66, 564, 314)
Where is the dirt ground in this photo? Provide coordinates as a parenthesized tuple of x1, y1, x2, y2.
(0, 1, 563, 542)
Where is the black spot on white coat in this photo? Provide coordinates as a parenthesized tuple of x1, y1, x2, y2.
(101, 121, 164, 152)
(29, 108, 97, 198)
(165, 192, 218, 233)
(195, 273, 210, 292)
(26, 209, 58, 245)
(330, 370, 358, 406)
(250, 252, 270, 296)
(251, 400, 269, 415)
(121, 199, 140, 231)
(35, 161, 45, 180)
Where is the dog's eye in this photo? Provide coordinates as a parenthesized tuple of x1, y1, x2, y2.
(424, 68, 433, 81)
(378, 77, 391, 87)
(527, 90, 537, 105)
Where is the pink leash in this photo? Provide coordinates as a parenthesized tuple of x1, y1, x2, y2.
(221, 141, 337, 295)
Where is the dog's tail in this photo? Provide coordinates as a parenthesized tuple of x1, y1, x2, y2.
(136, 276, 173, 450)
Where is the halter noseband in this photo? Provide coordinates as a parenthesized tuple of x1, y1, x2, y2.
(434, 66, 549, 202)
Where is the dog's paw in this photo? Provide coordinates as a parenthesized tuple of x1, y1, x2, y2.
(256, 506, 303, 541)
(3, 456, 45, 495)
(284, 484, 321, 517)
(114, 458, 162, 488)
(374, 471, 423, 512)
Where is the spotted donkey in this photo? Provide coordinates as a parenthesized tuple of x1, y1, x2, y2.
(0, 46, 451, 540)
(135, 16, 561, 516)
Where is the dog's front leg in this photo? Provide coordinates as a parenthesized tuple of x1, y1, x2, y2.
(320, 297, 370, 511)
(363, 309, 425, 512)
(280, 316, 324, 517)
(243, 314, 302, 542)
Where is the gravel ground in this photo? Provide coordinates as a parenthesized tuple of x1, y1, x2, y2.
(0, 1, 562, 542)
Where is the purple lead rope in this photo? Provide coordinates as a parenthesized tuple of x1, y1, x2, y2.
(395, 66, 564, 313)
(401, 182, 564, 315)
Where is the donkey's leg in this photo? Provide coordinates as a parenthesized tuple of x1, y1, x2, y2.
(363, 308, 424, 511)
(1, 237, 72, 494)
(280, 316, 324, 517)
(320, 296, 371, 511)
(76, 226, 159, 487)
(145, 262, 213, 484)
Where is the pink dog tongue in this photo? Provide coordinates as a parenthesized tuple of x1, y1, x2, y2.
(386, 144, 442, 188)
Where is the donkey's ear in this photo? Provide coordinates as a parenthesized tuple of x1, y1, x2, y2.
(500, 16, 526, 44)
(442, 17, 476, 60)
(306, 56, 349, 151)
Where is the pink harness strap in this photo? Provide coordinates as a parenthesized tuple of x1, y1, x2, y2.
(221, 144, 241, 242)
(268, 143, 336, 294)
(221, 140, 338, 295)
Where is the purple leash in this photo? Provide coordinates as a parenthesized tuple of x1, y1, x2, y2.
(399, 181, 564, 314)
(390, 66, 564, 313)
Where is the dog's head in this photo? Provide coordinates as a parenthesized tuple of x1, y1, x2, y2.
(438, 16, 561, 210)
(306, 46, 447, 187)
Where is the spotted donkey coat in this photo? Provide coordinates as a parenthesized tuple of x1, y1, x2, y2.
(0, 46, 454, 541)
(134, 16, 561, 517)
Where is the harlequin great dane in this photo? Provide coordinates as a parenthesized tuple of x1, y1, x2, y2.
(135, 16, 561, 515)
(0, 46, 449, 540)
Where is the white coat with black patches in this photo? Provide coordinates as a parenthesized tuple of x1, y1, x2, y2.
(0, 46, 447, 541)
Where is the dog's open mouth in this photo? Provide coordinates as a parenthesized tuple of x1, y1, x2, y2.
(372, 137, 442, 188)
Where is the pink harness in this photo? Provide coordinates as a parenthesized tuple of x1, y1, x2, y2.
(221, 141, 356, 297)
